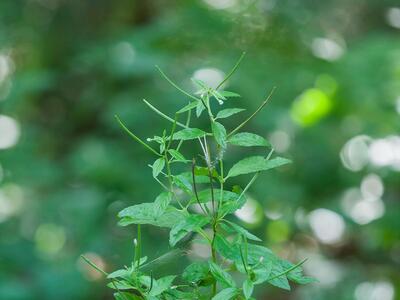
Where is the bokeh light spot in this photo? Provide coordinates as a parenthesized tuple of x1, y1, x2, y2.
(308, 208, 345, 244)
(35, 223, 66, 257)
(0, 115, 20, 149)
(192, 68, 225, 90)
(355, 281, 395, 300)
(266, 220, 290, 243)
(291, 88, 333, 126)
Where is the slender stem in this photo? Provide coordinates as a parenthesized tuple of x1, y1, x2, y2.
(156, 65, 202, 103)
(143, 99, 188, 128)
(227, 87, 276, 138)
(176, 109, 191, 152)
(216, 52, 246, 90)
(267, 258, 308, 282)
(136, 225, 141, 269)
(115, 115, 161, 156)
(218, 158, 224, 219)
(81, 255, 132, 300)
(192, 158, 209, 215)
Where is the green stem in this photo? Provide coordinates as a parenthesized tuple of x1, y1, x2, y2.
(267, 258, 308, 281)
(216, 52, 246, 90)
(192, 158, 209, 215)
(115, 115, 161, 157)
(155, 65, 202, 103)
(143, 99, 188, 128)
(227, 87, 276, 138)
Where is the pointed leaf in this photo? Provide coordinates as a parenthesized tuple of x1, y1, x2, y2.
(219, 91, 241, 98)
(226, 156, 291, 178)
(154, 192, 172, 216)
(209, 262, 236, 288)
(221, 221, 262, 241)
(212, 121, 227, 148)
(243, 278, 254, 299)
(168, 149, 187, 162)
(169, 214, 210, 247)
(196, 101, 205, 117)
(216, 108, 245, 119)
(172, 128, 206, 140)
(149, 275, 176, 296)
(177, 101, 199, 114)
(182, 262, 210, 284)
(228, 132, 270, 147)
(152, 158, 165, 178)
(212, 288, 238, 300)
(118, 204, 186, 228)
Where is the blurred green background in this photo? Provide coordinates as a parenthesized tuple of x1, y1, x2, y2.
(0, 0, 399, 299)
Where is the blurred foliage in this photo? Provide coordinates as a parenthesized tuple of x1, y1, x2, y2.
(0, 0, 399, 299)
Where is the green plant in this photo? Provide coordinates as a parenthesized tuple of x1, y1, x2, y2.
(82, 53, 315, 299)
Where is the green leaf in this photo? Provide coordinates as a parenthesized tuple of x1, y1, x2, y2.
(148, 275, 176, 296)
(172, 128, 206, 140)
(182, 262, 210, 284)
(118, 204, 186, 228)
(189, 189, 240, 205)
(154, 192, 172, 216)
(221, 221, 261, 241)
(243, 278, 254, 299)
(191, 78, 208, 90)
(114, 292, 141, 300)
(253, 260, 273, 284)
(107, 268, 131, 279)
(209, 262, 236, 288)
(177, 101, 199, 114)
(214, 234, 241, 262)
(219, 91, 241, 98)
(212, 121, 227, 148)
(152, 158, 165, 178)
(196, 101, 206, 117)
(211, 288, 238, 300)
(169, 214, 210, 246)
(168, 149, 187, 162)
(226, 156, 291, 178)
(172, 174, 193, 194)
(228, 132, 270, 147)
(216, 108, 245, 119)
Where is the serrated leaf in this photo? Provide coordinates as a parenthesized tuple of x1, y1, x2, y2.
(243, 279, 254, 299)
(152, 158, 165, 178)
(107, 268, 131, 279)
(114, 292, 141, 300)
(177, 101, 199, 114)
(226, 156, 291, 178)
(172, 174, 193, 194)
(172, 128, 206, 140)
(168, 149, 187, 162)
(216, 108, 245, 119)
(154, 192, 172, 216)
(228, 132, 270, 147)
(212, 288, 238, 300)
(169, 214, 210, 247)
(209, 262, 236, 288)
(107, 280, 135, 290)
(212, 121, 227, 148)
(182, 262, 210, 284)
(118, 204, 186, 228)
(148, 275, 176, 296)
(214, 234, 242, 262)
(253, 260, 273, 284)
(189, 189, 240, 205)
(221, 221, 261, 241)
(219, 91, 241, 98)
